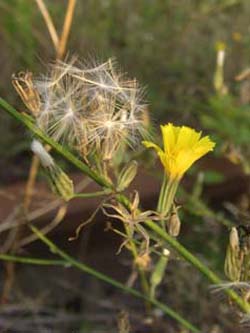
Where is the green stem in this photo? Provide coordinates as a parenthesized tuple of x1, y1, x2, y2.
(0, 254, 66, 266)
(29, 225, 200, 333)
(72, 190, 112, 198)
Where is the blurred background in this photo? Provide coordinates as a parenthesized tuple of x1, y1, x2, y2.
(1, 0, 250, 182)
(0, 1, 250, 332)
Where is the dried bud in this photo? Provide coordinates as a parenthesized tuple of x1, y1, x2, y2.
(229, 227, 239, 250)
(117, 161, 138, 191)
(131, 191, 140, 212)
(12, 71, 40, 116)
(214, 42, 227, 95)
(135, 252, 151, 270)
(168, 212, 181, 237)
(117, 311, 130, 333)
(224, 227, 241, 281)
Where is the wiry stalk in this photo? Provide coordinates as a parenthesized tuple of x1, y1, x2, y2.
(57, 0, 77, 59)
(35, 0, 59, 50)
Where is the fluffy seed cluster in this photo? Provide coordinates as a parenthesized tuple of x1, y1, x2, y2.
(13, 58, 148, 161)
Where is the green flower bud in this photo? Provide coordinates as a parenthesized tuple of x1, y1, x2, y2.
(117, 161, 138, 192)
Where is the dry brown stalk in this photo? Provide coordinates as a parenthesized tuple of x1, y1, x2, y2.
(35, 0, 59, 50)
(23, 155, 40, 212)
(57, 0, 77, 60)
(16, 204, 67, 248)
(1, 0, 77, 304)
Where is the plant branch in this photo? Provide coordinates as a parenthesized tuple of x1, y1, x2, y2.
(0, 254, 66, 266)
(28, 225, 200, 333)
(1, 97, 249, 313)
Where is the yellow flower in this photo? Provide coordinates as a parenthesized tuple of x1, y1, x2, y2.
(143, 123, 215, 180)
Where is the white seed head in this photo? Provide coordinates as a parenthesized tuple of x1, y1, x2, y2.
(30, 57, 149, 159)
(31, 140, 54, 168)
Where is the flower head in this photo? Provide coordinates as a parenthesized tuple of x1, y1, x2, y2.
(13, 57, 149, 161)
(143, 123, 215, 180)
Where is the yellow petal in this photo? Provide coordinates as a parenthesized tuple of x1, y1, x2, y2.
(143, 124, 216, 180)
(142, 140, 163, 155)
(161, 123, 179, 155)
(175, 126, 201, 151)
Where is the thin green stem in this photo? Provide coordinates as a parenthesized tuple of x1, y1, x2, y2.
(29, 225, 200, 332)
(0, 254, 66, 266)
(71, 190, 112, 199)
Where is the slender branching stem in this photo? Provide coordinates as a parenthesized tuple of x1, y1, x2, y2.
(1, 97, 249, 314)
(27, 225, 200, 333)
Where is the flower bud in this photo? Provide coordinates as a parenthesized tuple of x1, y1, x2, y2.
(150, 249, 170, 298)
(224, 227, 241, 281)
(168, 212, 181, 237)
(117, 161, 138, 192)
(48, 166, 74, 201)
(229, 227, 239, 250)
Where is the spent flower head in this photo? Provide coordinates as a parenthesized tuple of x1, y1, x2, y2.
(143, 123, 215, 180)
(13, 57, 149, 161)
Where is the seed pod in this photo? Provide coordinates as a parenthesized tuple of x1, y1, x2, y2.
(117, 161, 138, 192)
(168, 211, 181, 237)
